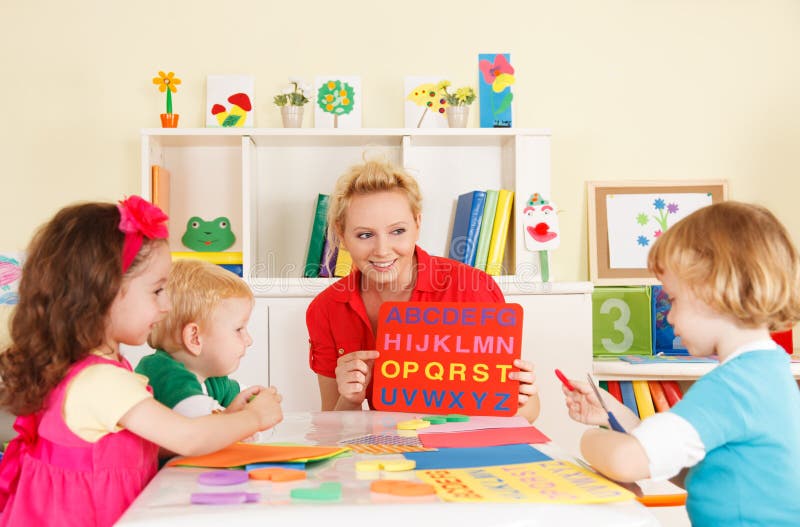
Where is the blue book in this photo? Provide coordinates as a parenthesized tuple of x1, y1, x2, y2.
(651, 285, 689, 356)
(218, 264, 243, 277)
(464, 191, 487, 266)
(619, 381, 640, 418)
(449, 191, 486, 264)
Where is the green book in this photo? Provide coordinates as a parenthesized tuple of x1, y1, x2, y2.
(473, 189, 499, 271)
(304, 194, 330, 277)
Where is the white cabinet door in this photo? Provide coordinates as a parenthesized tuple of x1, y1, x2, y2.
(231, 298, 269, 389)
(265, 297, 321, 412)
(507, 292, 593, 458)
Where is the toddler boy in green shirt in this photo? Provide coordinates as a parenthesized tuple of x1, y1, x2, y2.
(137, 259, 264, 418)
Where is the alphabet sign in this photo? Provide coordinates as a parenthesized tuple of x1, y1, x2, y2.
(372, 302, 523, 416)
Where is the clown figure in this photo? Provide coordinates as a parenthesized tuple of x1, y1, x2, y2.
(523, 193, 560, 251)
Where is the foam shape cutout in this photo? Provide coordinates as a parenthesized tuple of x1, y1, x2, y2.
(290, 482, 342, 502)
(248, 467, 306, 482)
(370, 480, 436, 497)
(197, 469, 249, 486)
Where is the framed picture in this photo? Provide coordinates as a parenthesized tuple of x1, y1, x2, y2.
(588, 180, 727, 285)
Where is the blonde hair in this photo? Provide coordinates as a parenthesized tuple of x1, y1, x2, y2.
(647, 201, 800, 331)
(327, 159, 422, 245)
(148, 259, 253, 352)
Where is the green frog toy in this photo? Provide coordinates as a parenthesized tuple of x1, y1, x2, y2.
(181, 216, 236, 252)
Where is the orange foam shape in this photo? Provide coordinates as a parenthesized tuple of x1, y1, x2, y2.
(248, 467, 306, 482)
(370, 480, 436, 497)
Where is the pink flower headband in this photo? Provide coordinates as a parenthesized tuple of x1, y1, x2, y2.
(117, 195, 169, 272)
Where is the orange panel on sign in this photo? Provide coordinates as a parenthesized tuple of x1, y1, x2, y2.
(372, 302, 523, 416)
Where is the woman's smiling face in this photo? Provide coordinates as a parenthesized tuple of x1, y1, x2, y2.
(340, 190, 420, 291)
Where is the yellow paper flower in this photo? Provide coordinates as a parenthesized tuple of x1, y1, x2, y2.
(152, 71, 181, 93)
(152, 70, 181, 114)
(492, 73, 515, 93)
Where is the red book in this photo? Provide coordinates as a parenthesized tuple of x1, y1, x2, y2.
(648, 381, 670, 412)
(606, 380, 623, 404)
(661, 381, 683, 407)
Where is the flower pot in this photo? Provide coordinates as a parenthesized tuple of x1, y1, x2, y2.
(280, 106, 304, 128)
(447, 105, 469, 128)
(160, 113, 179, 128)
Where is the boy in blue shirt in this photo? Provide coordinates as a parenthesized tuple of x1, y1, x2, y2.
(563, 201, 800, 526)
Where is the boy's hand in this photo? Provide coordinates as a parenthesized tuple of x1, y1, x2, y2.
(245, 386, 283, 430)
(334, 350, 379, 406)
(225, 385, 266, 413)
(563, 380, 610, 426)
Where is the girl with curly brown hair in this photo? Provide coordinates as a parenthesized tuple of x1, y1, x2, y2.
(0, 196, 282, 526)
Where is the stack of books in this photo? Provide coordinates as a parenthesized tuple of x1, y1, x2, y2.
(304, 193, 352, 278)
(600, 379, 684, 419)
(448, 189, 514, 275)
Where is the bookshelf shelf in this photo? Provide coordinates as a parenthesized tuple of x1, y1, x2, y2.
(141, 127, 553, 284)
(593, 357, 800, 381)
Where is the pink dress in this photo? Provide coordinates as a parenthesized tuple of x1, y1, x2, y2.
(0, 355, 158, 526)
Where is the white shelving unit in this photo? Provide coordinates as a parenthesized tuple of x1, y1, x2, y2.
(594, 357, 800, 381)
(138, 128, 596, 455)
(142, 128, 554, 294)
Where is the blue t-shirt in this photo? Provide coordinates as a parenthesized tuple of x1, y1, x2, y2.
(671, 349, 800, 526)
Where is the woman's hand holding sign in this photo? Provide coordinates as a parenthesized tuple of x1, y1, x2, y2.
(511, 358, 540, 423)
(334, 350, 380, 409)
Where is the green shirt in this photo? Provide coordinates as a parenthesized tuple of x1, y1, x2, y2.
(135, 349, 240, 409)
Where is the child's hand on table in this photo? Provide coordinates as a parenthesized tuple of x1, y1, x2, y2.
(245, 386, 284, 430)
(225, 385, 268, 413)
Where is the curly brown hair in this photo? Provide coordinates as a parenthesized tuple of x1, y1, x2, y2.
(0, 202, 160, 415)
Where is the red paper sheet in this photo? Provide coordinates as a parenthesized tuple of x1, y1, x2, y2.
(418, 426, 549, 448)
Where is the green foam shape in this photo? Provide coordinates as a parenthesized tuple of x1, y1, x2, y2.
(445, 414, 470, 422)
(422, 415, 447, 424)
(290, 482, 342, 502)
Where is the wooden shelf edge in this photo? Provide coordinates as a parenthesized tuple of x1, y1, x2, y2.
(593, 358, 800, 381)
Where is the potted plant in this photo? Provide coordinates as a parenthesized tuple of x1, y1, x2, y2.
(438, 81, 476, 128)
(274, 78, 311, 128)
(152, 71, 181, 128)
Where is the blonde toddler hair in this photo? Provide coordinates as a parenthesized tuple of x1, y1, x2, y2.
(327, 159, 422, 246)
(647, 201, 800, 331)
(148, 259, 253, 353)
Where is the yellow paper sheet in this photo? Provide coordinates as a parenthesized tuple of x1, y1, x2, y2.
(416, 460, 635, 504)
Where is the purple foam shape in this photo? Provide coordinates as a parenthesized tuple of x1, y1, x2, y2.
(191, 492, 248, 505)
(245, 492, 260, 503)
(198, 469, 249, 486)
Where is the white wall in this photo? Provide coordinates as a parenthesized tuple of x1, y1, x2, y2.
(2, 0, 799, 285)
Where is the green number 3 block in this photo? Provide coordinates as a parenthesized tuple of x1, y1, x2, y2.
(592, 287, 652, 357)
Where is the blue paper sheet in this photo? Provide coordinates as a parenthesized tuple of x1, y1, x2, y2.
(403, 444, 551, 470)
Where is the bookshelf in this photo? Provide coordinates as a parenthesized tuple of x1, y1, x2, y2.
(136, 128, 596, 455)
(141, 128, 553, 293)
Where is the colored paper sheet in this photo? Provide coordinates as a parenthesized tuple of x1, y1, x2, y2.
(245, 462, 306, 471)
(619, 355, 717, 364)
(167, 443, 349, 468)
(418, 426, 549, 448)
(423, 415, 529, 433)
(403, 444, 550, 470)
(416, 460, 635, 504)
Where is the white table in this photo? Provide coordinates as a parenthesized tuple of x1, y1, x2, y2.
(117, 411, 658, 527)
